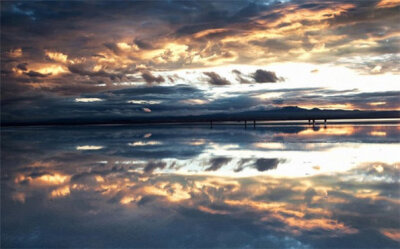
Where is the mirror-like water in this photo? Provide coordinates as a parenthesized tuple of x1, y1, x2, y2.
(1, 124, 399, 248)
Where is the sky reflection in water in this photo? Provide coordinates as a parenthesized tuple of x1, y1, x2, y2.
(1, 124, 400, 248)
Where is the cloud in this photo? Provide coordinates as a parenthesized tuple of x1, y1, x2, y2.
(234, 158, 252, 172)
(104, 42, 123, 56)
(232, 69, 241, 75)
(68, 64, 123, 80)
(205, 157, 232, 171)
(376, 0, 400, 8)
(233, 69, 284, 84)
(75, 98, 103, 103)
(141, 71, 165, 84)
(76, 145, 104, 150)
(2, 83, 399, 125)
(251, 70, 283, 83)
(253, 158, 285, 172)
(274, 90, 400, 110)
(16, 63, 28, 71)
(2, 0, 399, 83)
(144, 161, 166, 173)
(203, 72, 231, 85)
(134, 38, 154, 50)
(232, 69, 251, 84)
(1, 0, 399, 124)
(3, 124, 399, 249)
(233, 158, 286, 172)
(23, 70, 51, 78)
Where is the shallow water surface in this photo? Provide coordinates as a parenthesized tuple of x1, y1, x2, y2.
(1, 124, 399, 248)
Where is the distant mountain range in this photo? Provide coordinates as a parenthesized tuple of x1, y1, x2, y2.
(2, 106, 399, 126)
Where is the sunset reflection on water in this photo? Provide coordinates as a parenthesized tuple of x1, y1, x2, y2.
(1, 124, 399, 248)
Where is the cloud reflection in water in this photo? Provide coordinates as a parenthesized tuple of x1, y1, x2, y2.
(1, 124, 399, 248)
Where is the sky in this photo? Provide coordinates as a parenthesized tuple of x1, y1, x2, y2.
(1, 0, 400, 123)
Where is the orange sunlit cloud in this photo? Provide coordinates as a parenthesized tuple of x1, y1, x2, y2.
(2, 0, 399, 125)
(376, 0, 400, 8)
(381, 229, 400, 242)
(14, 173, 70, 186)
(46, 51, 68, 63)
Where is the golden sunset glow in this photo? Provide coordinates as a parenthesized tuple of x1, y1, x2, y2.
(376, 0, 400, 8)
(50, 186, 71, 198)
(1, 1, 399, 248)
(370, 131, 387, 136)
(45, 51, 68, 63)
(1, 0, 399, 125)
(298, 126, 356, 136)
(35, 64, 67, 75)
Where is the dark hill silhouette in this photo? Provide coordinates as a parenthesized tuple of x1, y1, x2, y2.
(2, 106, 399, 126)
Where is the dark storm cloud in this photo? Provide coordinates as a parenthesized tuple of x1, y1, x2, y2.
(134, 39, 155, 50)
(233, 158, 286, 172)
(0, 84, 215, 124)
(232, 69, 284, 84)
(250, 38, 293, 52)
(104, 42, 123, 56)
(201, 94, 260, 113)
(68, 64, 124, 80)
(167, 74, 184, 83)
(232, 69, 251, 84)
(234, 158, 253, 172)
(276, 89, 400, 110)
(232, 69, 241, 75)
(2, 83, 399, 125)
(205, 157, 232, 171)
(23, 70, 51, 78)
(1, 0, 400, 123)
(141, 71, 165, 84)
(111, 84, 204, 97)
(144, 161, 167, 173)
(252, 69, 283, 83)
(253, 158, 285, 172)
(203, 72, 231, 86)
(2, 1, 399, 71)
(16, 62, 28, 71)
(329, 1, 399, 26)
